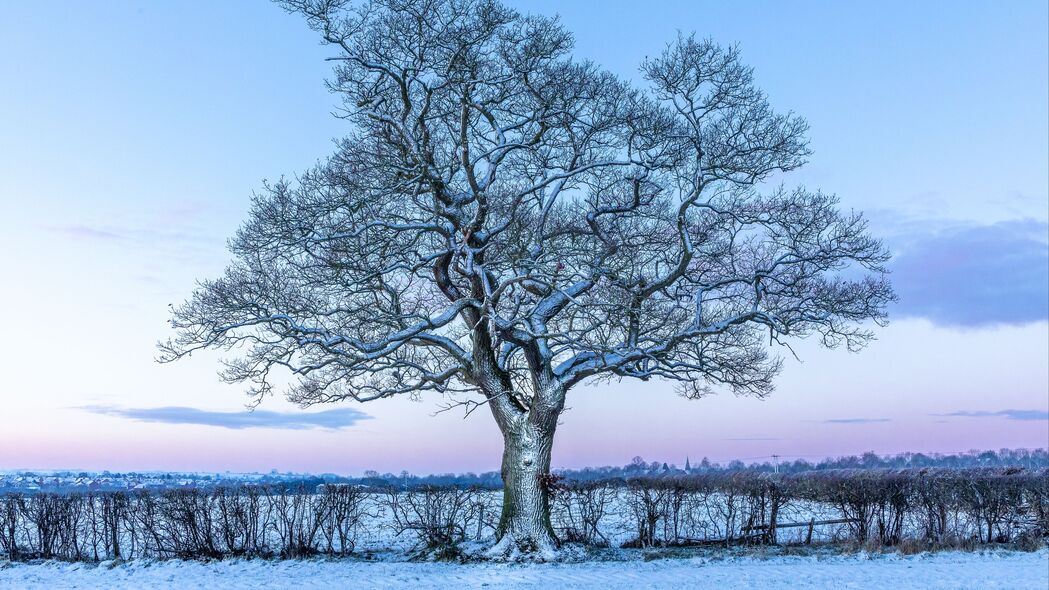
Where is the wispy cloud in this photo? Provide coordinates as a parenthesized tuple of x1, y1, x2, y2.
(822, 418, 892, 424)
(80, 405, 371, 430)
(44, 201, 226, 269)
(725, 437, 781, 441)
(49, 225, 123, 240)
(932, 409, 1049, 421)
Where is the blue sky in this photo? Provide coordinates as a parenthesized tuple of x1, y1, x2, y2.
(0, 0, 1046, 474)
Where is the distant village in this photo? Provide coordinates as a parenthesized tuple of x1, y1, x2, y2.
(0, 470, 316, 494)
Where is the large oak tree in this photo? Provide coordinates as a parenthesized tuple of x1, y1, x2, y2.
(161, 0, 894, 558)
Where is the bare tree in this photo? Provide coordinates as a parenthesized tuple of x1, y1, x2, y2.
(160, 0, 893, 558)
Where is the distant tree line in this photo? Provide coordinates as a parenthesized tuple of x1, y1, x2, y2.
(353, 448, 1049, 488)
(256, 447, 1049, 488)
(563, 448, 1049, 481)
(5, 449, 1047, 494)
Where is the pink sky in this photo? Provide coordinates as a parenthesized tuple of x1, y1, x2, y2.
(1, 318, 1044, 475)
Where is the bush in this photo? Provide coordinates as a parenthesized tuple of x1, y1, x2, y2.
(0, 467, 1044, 561)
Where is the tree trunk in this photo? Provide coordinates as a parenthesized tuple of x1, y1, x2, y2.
(488, 415, 559, 559)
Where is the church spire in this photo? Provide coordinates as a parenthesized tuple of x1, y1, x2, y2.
(685, 456, 691, 472)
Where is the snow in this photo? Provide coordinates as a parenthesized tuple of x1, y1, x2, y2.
(1, 550, 1045, 589)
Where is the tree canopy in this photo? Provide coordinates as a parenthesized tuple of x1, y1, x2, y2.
(161, 0, 892, 411)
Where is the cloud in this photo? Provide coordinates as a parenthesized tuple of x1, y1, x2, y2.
(821, 418, 892, 424)
(44, 207, 225, 268)
(80, 405, 371, 430)
(932, 409, 1049, 421)
(888, 218, 1049, 327)
(49, 225, 123, 240)
(725, 437, 781, 441)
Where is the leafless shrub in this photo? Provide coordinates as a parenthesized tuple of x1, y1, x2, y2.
(384, 486, 485, 558)
(554, 480, 616, 546)
(213, 485, 269, 556)
(0, 494, 20, 560)
(316, 484, 376, 555)
(19, 493, 65, 559)
(157, 489, 221, 559)
(95, 492, 130, 560)
(268, 483, 325, 558)
(957, 468, 1027, 543)
(620, 479, 670, 548)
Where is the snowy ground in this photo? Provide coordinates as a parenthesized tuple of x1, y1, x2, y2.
(1, 550, 1045, 589)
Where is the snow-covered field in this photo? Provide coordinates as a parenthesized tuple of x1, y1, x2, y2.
(1, 550, 1045, 589)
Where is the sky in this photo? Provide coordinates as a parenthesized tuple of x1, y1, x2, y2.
(1, 0, 1046, 475)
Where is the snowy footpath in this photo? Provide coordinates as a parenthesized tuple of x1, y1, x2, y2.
(1, 550, 1046, 589)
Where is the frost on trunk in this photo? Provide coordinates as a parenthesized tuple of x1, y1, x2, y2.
(477, 372, 564, 559)
(490, 418, 559, 558)
(160, 0, 894, 560)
